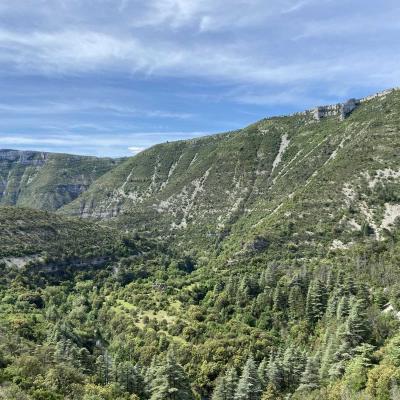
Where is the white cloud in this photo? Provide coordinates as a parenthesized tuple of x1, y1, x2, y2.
(128, 146, 146, 154)
(0, 1, 398, 89)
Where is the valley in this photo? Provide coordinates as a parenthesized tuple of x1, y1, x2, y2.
(1, 89, 400, 400)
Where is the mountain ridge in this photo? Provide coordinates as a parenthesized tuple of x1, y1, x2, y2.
(59, 87, 400, 262)
(0, 148, 124, 211)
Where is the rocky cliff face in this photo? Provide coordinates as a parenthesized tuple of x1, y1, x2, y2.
(0, 149, 122, 211)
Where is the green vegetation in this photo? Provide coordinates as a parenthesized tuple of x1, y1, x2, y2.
(0, 206, 136, 260)
(2, 89, 400, 399)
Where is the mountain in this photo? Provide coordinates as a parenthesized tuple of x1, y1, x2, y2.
(61, 88, 400, 260)
(0, 149, 122, 211)
(2, 88, 400, 400)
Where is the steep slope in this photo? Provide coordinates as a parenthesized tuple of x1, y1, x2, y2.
(221, 87, 400, 261)
(61, 88, 400, 258)
(0, 149, 122, 211)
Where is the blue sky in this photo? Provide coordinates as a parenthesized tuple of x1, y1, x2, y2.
(0, 0, 399, 157)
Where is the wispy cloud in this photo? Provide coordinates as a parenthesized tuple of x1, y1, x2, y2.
(128, 146, 146, 154)
(0, 131, 208, 156)
(0, 1, 399, 156)
(0, 100, 192, 119)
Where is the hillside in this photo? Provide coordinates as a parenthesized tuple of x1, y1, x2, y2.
(0, 206, 138, 263)
(61, 88, 400, 259)
(2, 88, 400, 400)
(0, 149, 122, 211)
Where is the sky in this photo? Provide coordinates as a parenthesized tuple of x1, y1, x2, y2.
(0, 1, 399, 157)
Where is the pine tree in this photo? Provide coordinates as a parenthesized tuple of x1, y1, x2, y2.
(212, 367, 238, 400)
(260, 384, 284, 400)
(234, 356, 262, 400)
(259, 265, 280, 291)
(150, 352, 194, 400)
(345, 298, 369, 347)
(266, 358, 284, 392)
(282, 346, 305, 391)
(319, 333, 336, 382)
(296, 356, 320, 392)
(116, 361, 146, 398)
(258, 358, 268, 390)
(336, 295, 350, 320)
(344, 275, 357, 296)
(325, 289, 339, 319)
(328, 325, 352, 380)
(144, 355, 159, 390)
(306, 280, 327, 325)
(342, 343, 374, 392)
(272, 283, 287, 314)
(288, 284, 305, 321)
(95, 351, 113, 385)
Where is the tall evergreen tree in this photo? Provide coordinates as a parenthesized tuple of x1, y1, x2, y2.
(288, 285, 305, 321)
(150, 352, 194, 400)
(282, 346, 306, 391)
(260, 384, 284, 400)
(336, 295, 350, 320)
(306, 280, 327, 325)
(234, 356, 262, 400)
(345, 298, 369, 347)
(328, 325, 352, 380)
(258, 358, 268, 390)
(259, 265, 280, 291)
(116, 361, 146, 398)
(296, 356, 320, 392)
(95, 351, 113, 385)
(212, 367, 238, 400)
(266, 358, 284, 392)
(319, 333, 336, 382)
(272, 282, 287, 314)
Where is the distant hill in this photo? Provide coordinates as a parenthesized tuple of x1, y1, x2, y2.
(0, 149, 123, 211)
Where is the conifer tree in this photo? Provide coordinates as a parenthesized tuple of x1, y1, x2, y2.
(260, 384, 284, 400)
(282, 346, 305, 390)
(306, 280, 327, 325)
(272, 283, 287, 314)
(296, 356, 320, 392)
(150, 352, 194, 400)
(319, 334, 336, 382)
(336, 295, 350, 320)
(345, 298, 369, 347)
(95, 351, 113, 385)
(234, 356, 262, 400)
(257, 358, 268, 390)
(266, 357, 284, 392)
(288, 285, 305, 321)
(259, 265, 280, 291)
(344, 275, 357, 296)
(116, 361, 146, 398)
(144, 355, 159, 390)
(212, 367, 238, 400)
(328, 325, 352, 380)
(342, 344, 374, 392)
(325, 289, 339, 319)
